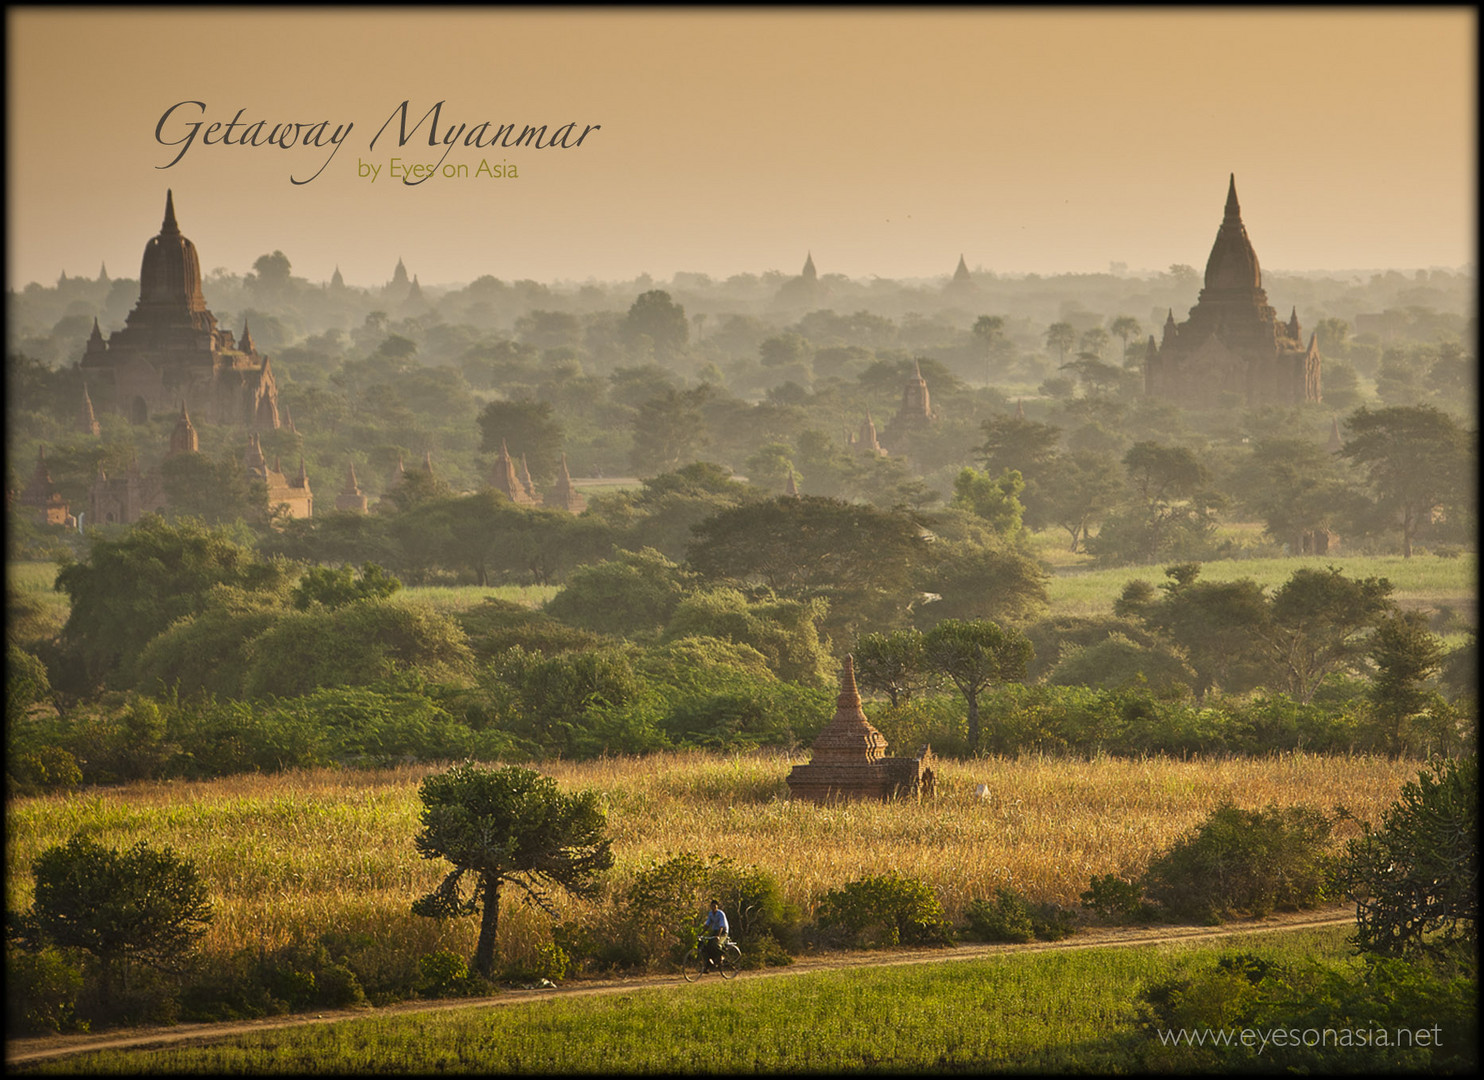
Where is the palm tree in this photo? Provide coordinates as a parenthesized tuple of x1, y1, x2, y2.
(1109, 316, 1143, 364)
(1045, 322, 1075, 366)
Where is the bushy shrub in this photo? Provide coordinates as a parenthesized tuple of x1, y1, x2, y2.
(1342, 755, 1477, 959)
(1141, 803, 1336, 922)
(501, 943, 570, 986)
(966, 888, 1077, 943)
(418, 949, 486, 997)
(5, 945, 86, 1035)
(1080, 873, 1145, 922)
(815, 872, 953, 948)
(964, 889, 1034, 943)
(1138, 951, 1478, 1073)
(604, 851, 798, 972)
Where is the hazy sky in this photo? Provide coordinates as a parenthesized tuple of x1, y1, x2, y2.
(7, 8, 1476, 289)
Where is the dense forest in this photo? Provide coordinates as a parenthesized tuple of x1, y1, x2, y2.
(6, 254, 1477, 788)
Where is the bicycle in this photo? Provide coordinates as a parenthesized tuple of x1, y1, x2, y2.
(682, 934, 741, 981)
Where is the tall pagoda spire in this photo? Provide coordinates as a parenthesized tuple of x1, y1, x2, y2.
(1203, 173, 1262, 293)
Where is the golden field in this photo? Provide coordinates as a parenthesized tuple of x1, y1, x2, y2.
(5, 751, 1422, 968)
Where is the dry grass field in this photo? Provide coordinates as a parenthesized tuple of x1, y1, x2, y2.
(6, 751, 1421, 968)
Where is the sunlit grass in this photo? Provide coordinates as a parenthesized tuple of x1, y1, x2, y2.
(394, 583, 558, 612)
(15, 926, 1359, 1074)
(1045, 552, 1476, 618)
(6, 753, 1417, 969)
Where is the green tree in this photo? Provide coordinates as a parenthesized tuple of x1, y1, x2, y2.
(13, 836, 212, 994)
(916, 543, 1048, 629)
(53, 515, 291, 690)
(1342, 756, 1476, 960)
(951, 466, 1025, 539)
(477, 398, 565, 485)
(543, 548, 690, 639)
(976, 414, 1063, 531)
(1367, 610, 1446, 754)
(1257, 566, 1395, 703)
(1078, 326, 1111, 361)
(972, 315, 1006, 383)
(854, 629, 929, 706)
(1341, 405, 1474, 557)
(291, 562, 402, 610)
(1230, 436, 1354, 553)
(1123, 563, 1271, 703)
(1044, 322, 1076, 365)
(1090, 442, 1220, 565)
(687, 495, 929, 639)
(663, 588, 833, 687)
(1042, 449, 1124, 553)
(412, 763, 613, 980)
(242, 599, 473, 699)
(1109, 316, 1143, 363)
(630, 387, 712, 477)
(921, 619, 1032, 754)
(623, 290, 689, 362)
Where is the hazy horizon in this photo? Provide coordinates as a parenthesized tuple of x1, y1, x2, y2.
(8, 9, 1476, 290)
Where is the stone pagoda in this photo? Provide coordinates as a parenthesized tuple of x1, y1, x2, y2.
(1144, 175, 1321, 408)
(79, 192, 281, 427)
(786, 656, 934, 804)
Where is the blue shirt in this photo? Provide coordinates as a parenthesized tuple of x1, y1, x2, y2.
(703, 908, 729, 936)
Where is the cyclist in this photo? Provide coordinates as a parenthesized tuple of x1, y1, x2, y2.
(700, 898, 729, 969)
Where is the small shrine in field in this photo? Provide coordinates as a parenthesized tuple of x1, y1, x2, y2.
(786, 655, 934, 803)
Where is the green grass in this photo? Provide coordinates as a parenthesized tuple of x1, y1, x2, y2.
(14, 926, 1357, 1073)
(1044, 553, 1477, 619)
(393, 583, 558, 612)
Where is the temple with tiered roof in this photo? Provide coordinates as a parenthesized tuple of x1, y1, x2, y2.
(80, 192, 282, 427)
(1144, 175, 1321, 409)
(786, 656, 934, 803)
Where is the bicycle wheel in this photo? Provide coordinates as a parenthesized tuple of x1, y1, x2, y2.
(719, 943, 741, 979)
(682, 948, 704, 983)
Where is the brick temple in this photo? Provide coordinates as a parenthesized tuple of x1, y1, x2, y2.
(1144, 175, 1321, 409)
(787, 656, 934, 803)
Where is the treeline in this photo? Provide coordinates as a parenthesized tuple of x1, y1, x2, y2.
(8, 509, 1474, 794)
(8, 249, 1477, 570)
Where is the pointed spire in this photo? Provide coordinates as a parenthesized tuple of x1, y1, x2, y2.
(85, 317, 107, 355)
(1287, 306, 1301, 340)
(98, 262, 109, 283)
(953, 254, 971, 283)
(80, 385, 101, 436)
(785, 471, 800, 497)
(162, 189, 179, 234)
(297, 456, 309, 483)
(330, 265, 345, 289)
(518, 454, 537, 499)
(239, 320, 256, 354)
(802, 251, 817, 281)
(841, 654, 859, 702)
(1224, 173, 1241, 224)
(345, 461, 361, 492)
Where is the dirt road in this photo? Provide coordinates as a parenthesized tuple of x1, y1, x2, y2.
(6, 906, 1354, 1066)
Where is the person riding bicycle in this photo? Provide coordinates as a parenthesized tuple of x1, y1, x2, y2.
(700, 899, 729, 969)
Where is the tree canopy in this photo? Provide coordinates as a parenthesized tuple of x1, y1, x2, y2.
(412, 763, 613, 979)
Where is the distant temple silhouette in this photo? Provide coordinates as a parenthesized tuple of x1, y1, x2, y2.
(80, 191, 282, 427)
(1144, 175, 1321, 409)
